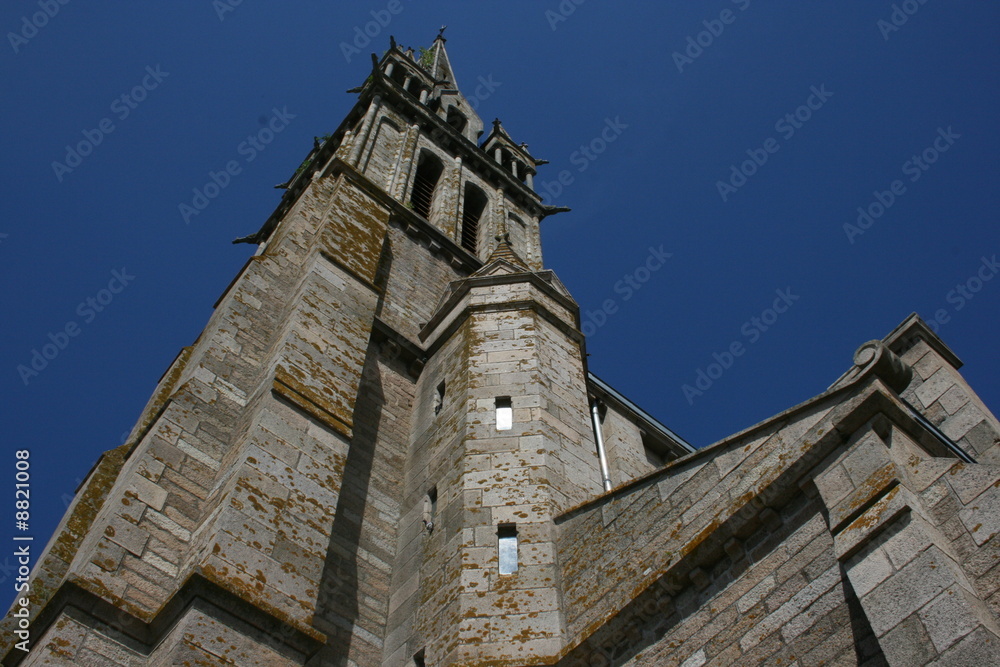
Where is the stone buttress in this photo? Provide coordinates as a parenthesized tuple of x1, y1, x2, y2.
(383, 237, 602, 665)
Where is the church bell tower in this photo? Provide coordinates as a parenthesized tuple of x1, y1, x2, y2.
(2, 32, 607, 666)
(9, 27, 993, 667)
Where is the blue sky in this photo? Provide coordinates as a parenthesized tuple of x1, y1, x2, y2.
(2, 1, 998, 593)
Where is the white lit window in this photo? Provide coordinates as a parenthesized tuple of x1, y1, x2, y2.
(496, 397, 512, 431)
(498, 524, 518, 575)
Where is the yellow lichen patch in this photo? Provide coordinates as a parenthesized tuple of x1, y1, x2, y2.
(843, 486, 901, 534)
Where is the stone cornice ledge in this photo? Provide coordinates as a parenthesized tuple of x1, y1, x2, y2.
(419, 270, 579, 344)
(1, 571, 324, 666)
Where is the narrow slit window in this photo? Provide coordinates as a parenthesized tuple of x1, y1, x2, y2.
(434, 381, 446, 415)
(423, 487, 437, 532)
(495, 397, 512, 431)
(498, 524, 518, 575)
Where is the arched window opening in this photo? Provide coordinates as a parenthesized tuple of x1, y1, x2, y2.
(461, 183, 488, 253)
(510, 160, 522, 181)
(410, 152, 444, 221)
(390, 66, 407, 88)
(515, 161, 529, 184)
(447, 107, 468, 134)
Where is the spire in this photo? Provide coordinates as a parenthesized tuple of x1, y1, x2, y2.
(427, 28, 458, 86)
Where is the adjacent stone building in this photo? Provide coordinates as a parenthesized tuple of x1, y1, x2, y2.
(4, 34, 1000, 666)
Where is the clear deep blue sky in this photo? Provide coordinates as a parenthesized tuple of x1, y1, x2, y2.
(2, 2, 998, 585)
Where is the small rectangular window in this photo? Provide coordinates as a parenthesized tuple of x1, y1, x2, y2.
(413, 649, 426, 667)
(496, 397, 513, 431)
(498, 524, 518, 575)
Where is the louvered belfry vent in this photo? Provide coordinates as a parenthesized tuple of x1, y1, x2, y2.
(461, 183, 488, 252)
(410, 152, 444, 220)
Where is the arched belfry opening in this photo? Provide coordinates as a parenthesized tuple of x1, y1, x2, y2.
(461, 183, 488, 253)
(447, 106, 468, 135)
(409, 151, 444, 221)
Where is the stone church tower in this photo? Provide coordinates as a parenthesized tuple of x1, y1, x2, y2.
(5, 35, 1000, 666)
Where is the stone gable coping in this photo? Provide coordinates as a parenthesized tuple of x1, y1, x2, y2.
(885, 313, 962, 369)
